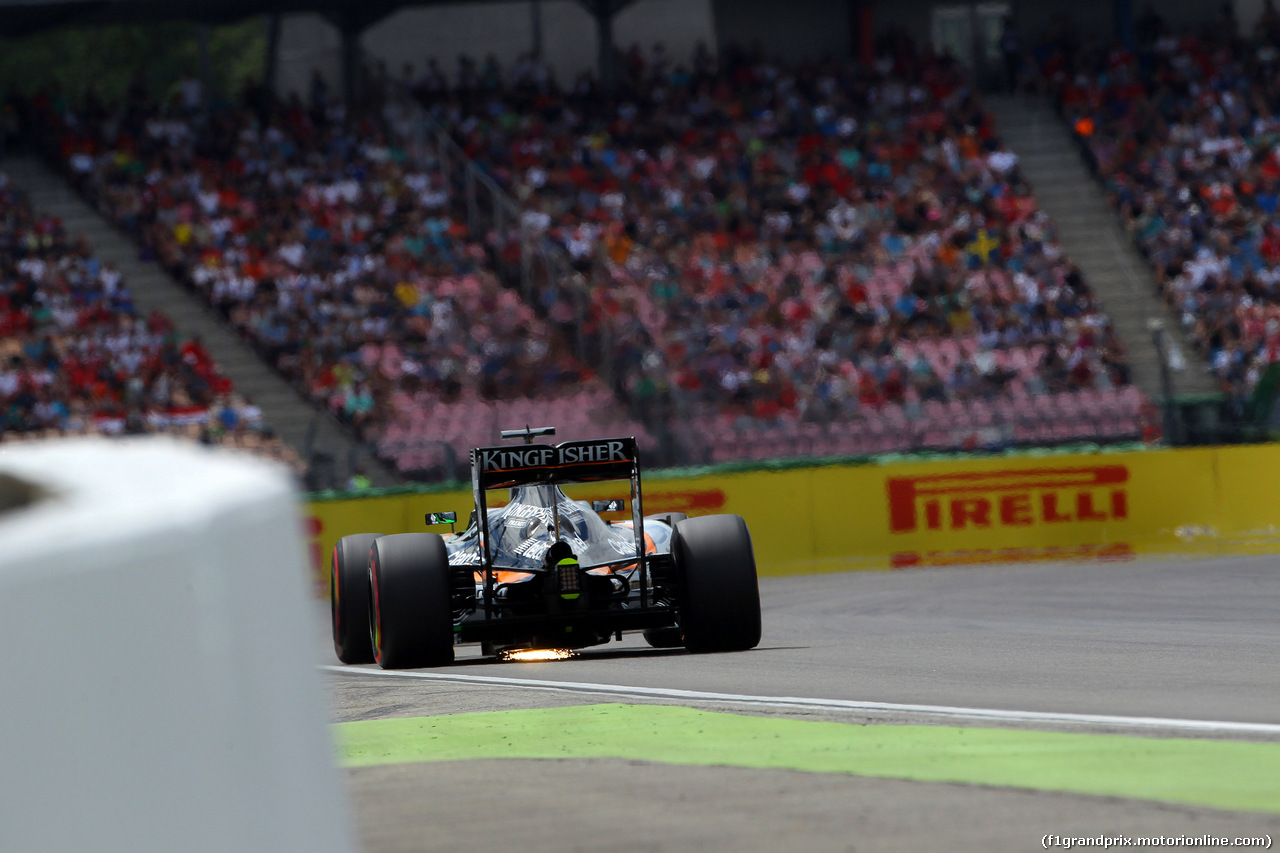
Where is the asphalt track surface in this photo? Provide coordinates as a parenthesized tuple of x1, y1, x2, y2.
(324, 555, 1280, 851)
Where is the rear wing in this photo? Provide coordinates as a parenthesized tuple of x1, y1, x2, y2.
(471, 437, 638, 490)
(468, 436, 647, 615)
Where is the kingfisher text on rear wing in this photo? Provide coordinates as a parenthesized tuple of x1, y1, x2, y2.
(472, 438, 638, 489)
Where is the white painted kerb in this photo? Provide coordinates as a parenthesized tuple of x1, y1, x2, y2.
(0, 438, 354, 853)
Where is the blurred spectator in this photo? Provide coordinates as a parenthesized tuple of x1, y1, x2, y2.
(415, 39, 1140, 450)
(33, 81, 652, 474)
(0, 170, 303, 475)
(30, 36, 1147, 469)
(1048, 21, 1280, 402)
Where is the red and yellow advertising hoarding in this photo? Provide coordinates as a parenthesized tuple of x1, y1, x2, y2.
(302, 444, 1280, 592)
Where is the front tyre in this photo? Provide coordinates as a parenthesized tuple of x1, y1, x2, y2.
(332, 533, 382, 664)
(369, 532, 455, 669)
(673, 515, 761, 653)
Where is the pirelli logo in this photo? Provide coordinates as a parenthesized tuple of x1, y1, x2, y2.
(886, 466, 1129, 534)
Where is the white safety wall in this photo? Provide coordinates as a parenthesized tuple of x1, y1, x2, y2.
(0, 438, 354, 853)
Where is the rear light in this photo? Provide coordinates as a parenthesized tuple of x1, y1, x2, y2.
(557, 558, 580, 599)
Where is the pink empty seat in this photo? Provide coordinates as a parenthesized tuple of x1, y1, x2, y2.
(1118, 385, 1144, 413)
(881, 403, 910, 426)
(968, 399, 995, 426)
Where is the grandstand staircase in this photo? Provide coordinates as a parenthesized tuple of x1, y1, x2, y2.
(986, 96, 1217, 401)
(2, 154, 397, 488)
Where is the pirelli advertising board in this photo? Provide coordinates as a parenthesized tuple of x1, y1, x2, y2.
(883, 465, 1134, 567)
(746, 444, 1280, 574)
(303, 444, 1280, 589)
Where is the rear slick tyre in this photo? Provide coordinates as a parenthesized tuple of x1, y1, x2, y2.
(673, 514, 761, 653)
(369, 532, 455, 669)
(332, 533, 382, 664)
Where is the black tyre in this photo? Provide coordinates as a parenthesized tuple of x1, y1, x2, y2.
(673, 515, 761, 653)
(331, 532, 382, 664)
(369, 532, 454, 669)
(646, 512, 688, 527)
(642, 626, 685, 648)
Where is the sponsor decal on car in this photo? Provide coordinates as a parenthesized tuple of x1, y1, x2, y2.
(475, 440, 630, 472)
(574, 488, 726, 515)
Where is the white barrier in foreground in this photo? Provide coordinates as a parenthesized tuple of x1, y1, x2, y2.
(0, 438, 354, 853)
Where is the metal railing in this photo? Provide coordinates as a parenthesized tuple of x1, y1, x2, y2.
(386, 96, 682, 464)
(401, 103, 585, 340)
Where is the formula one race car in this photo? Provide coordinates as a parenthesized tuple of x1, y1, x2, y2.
(331, 427, 761, 668)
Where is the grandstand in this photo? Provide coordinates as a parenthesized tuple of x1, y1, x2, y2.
(22, 87, 656, 478)
(0, 167, 307, 473)
(409, 37, 1157, 460)
(1048, 19, 1280, 400)
(4, 0, 1275, 480)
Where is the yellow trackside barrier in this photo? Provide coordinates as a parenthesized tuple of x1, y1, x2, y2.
(305, 485, 473, 597)
(302, 444, 1280, 590)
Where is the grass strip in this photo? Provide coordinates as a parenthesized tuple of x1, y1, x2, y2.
(336, 703, 1280, 814)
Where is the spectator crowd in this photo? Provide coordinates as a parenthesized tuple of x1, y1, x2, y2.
(0, 169, 303, 473)
(416, 37, 1145, 457)
(1048, 3, 1280, 402)
(36, 78, 651, 475)
(20, 33, 1152, 474)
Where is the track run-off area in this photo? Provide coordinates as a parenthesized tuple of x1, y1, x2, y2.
(323, 555, 1280, 852)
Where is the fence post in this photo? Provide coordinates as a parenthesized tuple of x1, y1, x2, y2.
(519, 220, 532, 299)
(465, 168, 478, 233)
(437, 128, 450, 188)
(494, 198, 504, 260)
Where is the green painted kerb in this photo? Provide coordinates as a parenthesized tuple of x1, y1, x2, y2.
(335, 704, 1280, 814)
